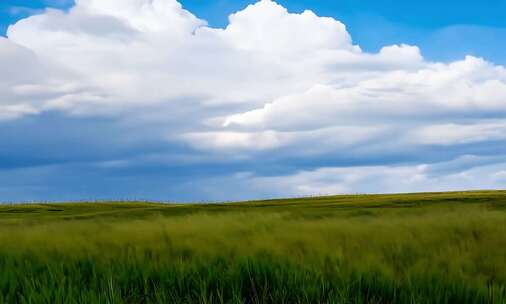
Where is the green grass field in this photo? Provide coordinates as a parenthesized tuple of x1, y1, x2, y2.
(1, 191, 506, 303)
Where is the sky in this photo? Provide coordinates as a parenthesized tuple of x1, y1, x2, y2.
(0, 0, 506, 202)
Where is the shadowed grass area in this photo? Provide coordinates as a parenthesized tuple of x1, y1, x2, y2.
(0, 191, 505, 303)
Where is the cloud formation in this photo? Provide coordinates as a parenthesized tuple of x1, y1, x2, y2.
(1, 0, 505, 201)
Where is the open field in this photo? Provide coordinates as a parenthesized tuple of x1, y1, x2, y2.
(1, 191, 506, 303)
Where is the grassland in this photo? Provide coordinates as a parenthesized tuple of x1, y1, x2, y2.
(0, 191, 505, 303)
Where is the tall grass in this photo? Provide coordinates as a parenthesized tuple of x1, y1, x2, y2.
(0, 191, 505, 303)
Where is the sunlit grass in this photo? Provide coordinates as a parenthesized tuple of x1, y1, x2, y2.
(0, 191, 505, 303)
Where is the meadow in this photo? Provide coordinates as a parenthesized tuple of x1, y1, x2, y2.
(0, 191, 505, 303)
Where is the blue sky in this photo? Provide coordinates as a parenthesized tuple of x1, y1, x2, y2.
(2, 0, 506, 64)
(1, 0, 506, 202)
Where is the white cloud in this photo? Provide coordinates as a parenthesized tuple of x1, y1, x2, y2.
(8, 0, 505, 127)
(223, 56, 506, 130)
(219, 55, 506, 152)
(182, 131, 289, 151)
(5, 0, 364, 115)
(413, 122, 506, 145)
(209, 0, 358, 54)
(0, 104, 39, 121)
(76, 0, 204, 33)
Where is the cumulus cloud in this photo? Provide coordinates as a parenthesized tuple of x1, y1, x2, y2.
(223, 57, 506, 131)
(6, 0, 361, 115)
(1, 0, 506, 200)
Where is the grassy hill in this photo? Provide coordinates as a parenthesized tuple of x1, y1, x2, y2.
(1, 191, 505, 303)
